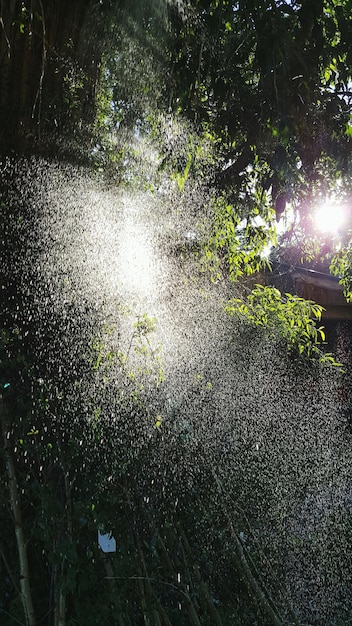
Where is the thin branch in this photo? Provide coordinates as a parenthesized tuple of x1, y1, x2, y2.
(104, 576, 192, 601)
(0, 0, 11, 58)
(32, 0, 47, 127)
(0, 541, 21, 596)
(196, 33, 204, 87)
(0, 608, 26, 626)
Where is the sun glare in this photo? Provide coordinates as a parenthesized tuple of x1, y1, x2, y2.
(118, 203, 159, 300)
(315, 199, 345, 233)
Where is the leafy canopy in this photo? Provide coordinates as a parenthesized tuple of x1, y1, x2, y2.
(160, 0, 352, 294)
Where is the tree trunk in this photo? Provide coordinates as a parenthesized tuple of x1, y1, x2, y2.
(0, 394, 36, 626)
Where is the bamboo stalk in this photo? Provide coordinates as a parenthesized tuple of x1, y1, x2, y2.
(180, 530, 224, 626)
(132, 506, 200, 626)
(54, 470, 75, 626)
(134, 530, 151, 626)
(0, 540, 21, 597)
(211, 471, 284, 626)
(0, 394, 37, 626)
(137, 547, 162, 626)
(154, 530, 202, 626)
(57, 586, 66, 626)
(155, 599, 174, 626)
(230, 522, 283, 626)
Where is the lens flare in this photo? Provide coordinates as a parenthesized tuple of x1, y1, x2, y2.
(315, 199, 345, 233)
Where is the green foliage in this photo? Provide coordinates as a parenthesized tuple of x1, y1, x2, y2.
(330, 245, 352, 302)
(174, 149, 193, 192)
(154, 115, 221, 194)
(226, 284, 342, 367)
(130, 313, 165, 386)
(202, 194, 275, 281)
(133, 313, 157, 336)
(166, 0, 352, 173)
(162, 0, 352, 283)
(91, 311, 164, 411)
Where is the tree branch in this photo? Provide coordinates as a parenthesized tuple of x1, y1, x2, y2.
(0, 541, 21, 596)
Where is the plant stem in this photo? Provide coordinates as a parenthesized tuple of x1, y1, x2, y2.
(0, 394, 36, 626)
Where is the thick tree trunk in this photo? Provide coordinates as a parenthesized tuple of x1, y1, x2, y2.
(0, 394, 36, 626)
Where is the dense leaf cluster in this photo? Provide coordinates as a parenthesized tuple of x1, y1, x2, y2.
(226, 284, 342, 366)
(161, 0, 352, 299)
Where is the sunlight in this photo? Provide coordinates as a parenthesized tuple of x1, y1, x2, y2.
(117, 199, 161, 302)
(315, 198, 345, 233)
(83, 190, 162, 308)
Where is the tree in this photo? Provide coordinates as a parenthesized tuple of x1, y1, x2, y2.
(1, 2, 351, 625)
